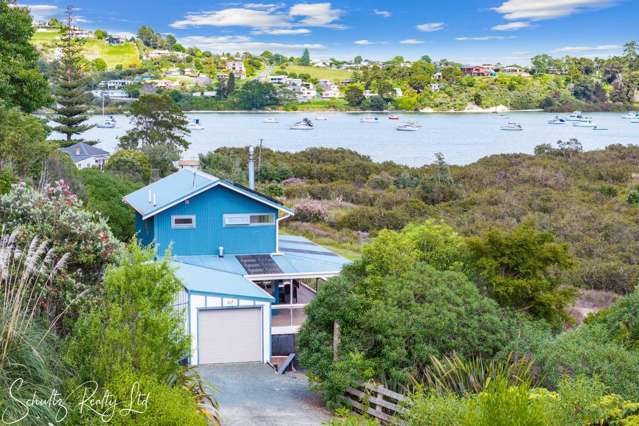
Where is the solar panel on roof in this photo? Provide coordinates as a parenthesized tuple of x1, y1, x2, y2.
(236, 255, 283, 275)
(280, 247, 339, 257)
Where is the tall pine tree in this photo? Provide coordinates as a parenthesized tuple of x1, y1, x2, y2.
(50, 7, 93, 143)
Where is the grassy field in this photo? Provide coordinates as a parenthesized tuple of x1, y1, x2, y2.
(83, 39, 140, 68)
(31, 30, 140, 69)
(284, 65, 353, 81)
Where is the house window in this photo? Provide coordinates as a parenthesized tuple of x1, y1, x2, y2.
(171, 215, 196, 229)
(224, 213, 274, 226)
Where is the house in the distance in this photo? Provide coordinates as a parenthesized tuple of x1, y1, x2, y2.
(226, 61, 247, 80)
(59, 143, 109, 169)
(461, 65, 496, 77)
(122, 150, 350, 366)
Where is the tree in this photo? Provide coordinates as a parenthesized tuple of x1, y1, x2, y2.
(421, 54, 432, 63)
(300, 48, 311, 66)
(91, 57, 107, 71)
(354, 55, 363, 65)
(227, 71, 236, 95)
(344, 84, 365, 107)
(0, 0, 51, 112)
(467, 221, 576, 325)
(236, 80, 279, 110)
(118, 94, 190, 176)
(94, 29, 107, 39)
(50, 8, 94, 142)
(137, 25, 163, 48)
(623, 40, 638, 70)
(362, 95, 386, 111)
(105, 149, 152, 183)
(165, 34, 177, 50)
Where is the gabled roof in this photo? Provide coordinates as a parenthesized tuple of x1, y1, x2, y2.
(123, 169, 293, 219)
(59, 143, 109, 163)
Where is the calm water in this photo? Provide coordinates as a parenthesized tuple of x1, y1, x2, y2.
(51, 112, 639, 166)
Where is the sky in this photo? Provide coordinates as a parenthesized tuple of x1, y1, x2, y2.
(19, 0, 639, 64)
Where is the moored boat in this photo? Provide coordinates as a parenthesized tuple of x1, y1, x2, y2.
(263, 117, 279, 123)
(548, 116, 567, 125)
(573, 120, 597, 128)
(290, 118, 314, 130)
(622, 112, 639, 119)
(566, 111, 592, 122)
(361, 115, 379, 123)
(188, 118, 204, 130)
(388, 114, 400, 120)
(500, 122, 523, 131)
(315, 115, 328, 121)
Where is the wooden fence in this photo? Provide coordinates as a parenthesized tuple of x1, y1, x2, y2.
(342, 382, 408, 424)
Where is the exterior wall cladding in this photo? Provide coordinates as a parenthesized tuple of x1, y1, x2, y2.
(139, 185, 278, 256)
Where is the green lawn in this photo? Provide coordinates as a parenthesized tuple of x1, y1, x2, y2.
(31, 31, 140, 69)
(83, 39, 140, 68)
(284, 65, 353, 82)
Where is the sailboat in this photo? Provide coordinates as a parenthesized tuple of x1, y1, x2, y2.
(96, 95, 116, 128)
(290, 118, 314, 130)
(188, 118, 205, 130)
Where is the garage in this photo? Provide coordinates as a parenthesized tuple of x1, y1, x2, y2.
(198, 307, 263, 364)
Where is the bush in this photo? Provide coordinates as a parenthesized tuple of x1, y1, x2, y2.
(336, 206, 408, 232)
(79, 168, 142, 241)
(293, 199, 329, 223)
(105, 149, 152, 184)
(627, 188, 639, 205)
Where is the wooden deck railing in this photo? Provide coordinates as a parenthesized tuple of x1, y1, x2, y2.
(342, 382, 408, 424)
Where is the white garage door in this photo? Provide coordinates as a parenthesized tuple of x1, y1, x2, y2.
(198, 307, 262, 364)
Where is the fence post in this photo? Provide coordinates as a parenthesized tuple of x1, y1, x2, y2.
(333, 321, 341, 361)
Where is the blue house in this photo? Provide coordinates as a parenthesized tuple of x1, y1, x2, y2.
(123, 167, 350, 365)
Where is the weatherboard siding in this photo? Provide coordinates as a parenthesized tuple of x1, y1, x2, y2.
(148, 185, 278, 256)
(136, 213, 154, 246)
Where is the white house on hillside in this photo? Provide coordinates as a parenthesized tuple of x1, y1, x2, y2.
(59, 143, 109, 169)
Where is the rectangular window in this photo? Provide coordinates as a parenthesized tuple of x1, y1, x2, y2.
(171, 215, 196, 229)
(224, 213, 274, 226)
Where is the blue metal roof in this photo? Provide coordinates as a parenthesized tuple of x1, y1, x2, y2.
(170, 236, 350, 280)
(123, 169, 293, 219)
(171, 261, 275, 301)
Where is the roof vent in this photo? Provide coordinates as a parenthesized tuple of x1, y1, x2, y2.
(75, 147, 81, 155)
(152, 193, 157, 207)
(148, 190, 152, 204)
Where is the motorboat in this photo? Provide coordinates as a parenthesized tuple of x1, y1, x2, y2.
(361, 115, 379, 123)
(500, 122, 523, 131)
(263, 117, 279, 123)
(573, 120, 597, 128)
(315, 115, 328, 121)
(566, 111, 592, 122)
(631, 118, 639, 124)
(96, 118, 116, 129)
(548, 116, 567, 125)
(388, 114, 400, 120)
(496, 113, 509, 119)
(397, 123, 419, 132)
(621, 112, 639, 119)
(188, 118, 204, 130)
(290, 118, 314, 130)
(592, 126, 608, 131)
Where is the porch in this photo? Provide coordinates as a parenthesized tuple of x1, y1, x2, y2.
(255, 279, 320, 335)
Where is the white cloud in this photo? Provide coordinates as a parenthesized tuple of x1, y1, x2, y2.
(179, 35, 326, 53)
(491, 21, 530, 31)
(493, 0, 617, 21)
(456, 35, 517, 41)
(400, 39, 424, 45)
(289, 3, 345, 28)
(354, 39, 373, 45)
(416, 22, 445, 32)
(373, 9, 391, 18)
(251, 28, 311, 35)
(171, 8, 288, 29)
(553, 44, 621, 53)
(17, 4, 59, 20)
(171, 2, 345, 30)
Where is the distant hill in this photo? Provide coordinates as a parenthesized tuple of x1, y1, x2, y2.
(31, 29, 141, 69)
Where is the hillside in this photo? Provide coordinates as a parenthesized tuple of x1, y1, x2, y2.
(284, 65, 353, 81)
(31, 30, 141, 69)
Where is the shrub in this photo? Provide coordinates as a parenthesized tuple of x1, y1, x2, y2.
(598, 184, 618, 197)
(336, 206, 408, 232)
(105, 149, 152, 184)
(0, 181, 119, 327)
(366, 172, 395, 190)
(79, 168, 142, 241)
(627, 188, 639, 205)
(293, 199, 329, 223)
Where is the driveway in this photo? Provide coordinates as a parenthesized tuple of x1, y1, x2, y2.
(199, 363, 332, 426)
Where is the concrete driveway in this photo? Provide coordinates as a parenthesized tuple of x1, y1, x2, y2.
(199, 363, 332, 426)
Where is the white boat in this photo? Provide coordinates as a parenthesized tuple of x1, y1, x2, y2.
(495, 113, 509, 119)
(388, 114, 400, 120)
(315, 115, 328, 121)
(548, 116, 567, 125)
(592, 126, 608, 131)
(631, 118, 639, 124)
(566, 111, 592, 122)
(96, 118, 116, 129)
(500, 122, 523, 131)
(290, 118, 314, 130)
(361, 115, 379, 123)
(621, 112, 639, 119)
(573, 120, 597, 128)
(263, 117, 279, 123)
(188, 118, 204, 130)
(397, 123, 419, 132)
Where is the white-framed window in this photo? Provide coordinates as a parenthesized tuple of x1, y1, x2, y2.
(223, 213, 274, 226)
(171, 215, 196, 229)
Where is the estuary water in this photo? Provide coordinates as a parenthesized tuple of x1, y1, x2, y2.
(52, 112, 639, 166)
